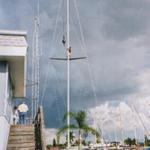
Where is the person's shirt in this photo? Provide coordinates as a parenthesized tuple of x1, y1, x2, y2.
(13, 109, 19, 116)
(14, 109, 19, 117)
(18, 103, 29, 113)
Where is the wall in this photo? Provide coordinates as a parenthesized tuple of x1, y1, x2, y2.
(0, 117, 10, 150)
(0, 61, 12, 150)
(0, 62, 7, 115)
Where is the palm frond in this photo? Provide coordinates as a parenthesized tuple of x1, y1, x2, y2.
(82, 125, 101, 138)
(56, 124, 78, 144)
(76, 111, 87, 127)
(57, 124, 78, 136)
(63, 111, 76, 122)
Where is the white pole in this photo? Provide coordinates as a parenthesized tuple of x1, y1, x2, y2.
(132, 106, 138, 144)
(115, 126, 118, 147)
(101, 124, 104, 144)
(67, 0, 70, 149)
(119, 106, 124, 144)
(134, 126, 137, 144)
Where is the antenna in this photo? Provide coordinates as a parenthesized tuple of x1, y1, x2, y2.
(31, 0, 40, 119)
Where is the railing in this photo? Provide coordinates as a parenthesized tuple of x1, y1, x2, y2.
(25, 117, 33, 125)
(34, 106, 46, 150)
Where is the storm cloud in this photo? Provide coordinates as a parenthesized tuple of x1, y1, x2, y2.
(1, 0, 150, 130)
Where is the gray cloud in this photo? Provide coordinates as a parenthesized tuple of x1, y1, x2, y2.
(101, 0, 150, 40)
(1, 0, 150, 128)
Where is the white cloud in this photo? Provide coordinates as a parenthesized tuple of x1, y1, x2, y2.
(87, 97, 150, 140)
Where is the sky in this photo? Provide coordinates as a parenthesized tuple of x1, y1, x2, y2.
(1, 0, 150, 141)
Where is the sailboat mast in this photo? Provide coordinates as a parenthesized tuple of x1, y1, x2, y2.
(50, 1, 86, 148)
(67, 0, 70, 149)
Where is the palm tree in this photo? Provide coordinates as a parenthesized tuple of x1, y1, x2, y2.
(65, 131, 75, 145)
(57, 110, 100, 149)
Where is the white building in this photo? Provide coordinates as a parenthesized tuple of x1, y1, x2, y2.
(0, 30, 27, 150)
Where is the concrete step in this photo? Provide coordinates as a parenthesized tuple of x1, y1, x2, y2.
(10, 125, 34, 132)
(7, 148, 35, 150)
(7, 142, 35, 148)
(10, 129, 34, 133)
(10, 131, 35, 136)
(7, 125, 35, 150)
(11, 124, 34, 128)
(8, 135, 35, 143)
(8, 134, 35, 140)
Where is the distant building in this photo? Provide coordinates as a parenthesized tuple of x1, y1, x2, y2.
(0, 30, 28, 150)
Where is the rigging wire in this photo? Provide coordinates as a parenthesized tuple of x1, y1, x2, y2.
(40, 0, 64, 104)
(132, 105, 150, 137)
(62, 0, 66, 47)
(51, 63, 66, 124)
(119, 105, 124, 143)
(73, 0, 98, 105)
(131, 106, 138, 144)
(39, 0, 67, 125)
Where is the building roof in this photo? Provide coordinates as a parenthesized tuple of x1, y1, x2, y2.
(0, 30, 28, 98)
(0, 30, 27, 47)
(0, 30, 27, 36)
